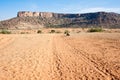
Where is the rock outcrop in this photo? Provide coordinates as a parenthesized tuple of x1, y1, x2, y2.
(17, 11, 81, 18)
(17, 11, 54, 18)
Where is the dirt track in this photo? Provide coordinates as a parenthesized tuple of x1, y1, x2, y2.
(0, 33, 120, 80)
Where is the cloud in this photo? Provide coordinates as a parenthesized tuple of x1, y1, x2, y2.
(79, 7, 120, 13)
(54, 6, 120, 14)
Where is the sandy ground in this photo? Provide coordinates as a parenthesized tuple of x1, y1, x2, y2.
(0, 33, 120, 80)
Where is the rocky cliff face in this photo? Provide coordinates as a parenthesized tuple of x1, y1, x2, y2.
(1, 11, 120, 29)
(17, 11, 81, 18)
(17, 11, 54, 18)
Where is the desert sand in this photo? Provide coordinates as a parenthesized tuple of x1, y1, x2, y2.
(0, 33, 120, 80)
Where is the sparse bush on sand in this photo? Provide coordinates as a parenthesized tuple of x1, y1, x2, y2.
(50, 30, 55, 33)
(56, 31, 62, 33)
(37, 30, 42, 34)
(20, 32, 30, 34)
(0, 30, 11, 34)
(88, 28, 103, 32)
(64, 30, 70, 36)
(20, 32, 26, 34)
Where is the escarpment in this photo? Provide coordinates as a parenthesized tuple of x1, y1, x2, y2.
(0, 11, 120, 29)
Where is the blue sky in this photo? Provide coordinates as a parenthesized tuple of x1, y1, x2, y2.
(0, 0, 120, 20)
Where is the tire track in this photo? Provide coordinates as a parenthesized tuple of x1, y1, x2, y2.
(0, 34, 119, 80)
(62, 36, 119, 80)
(52, 35, 64, 80)
(52, 35, 106, 80)
(0, 34, 54, 80)
(0, 36, 14, 50)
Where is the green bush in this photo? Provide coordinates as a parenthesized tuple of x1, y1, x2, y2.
(66, 33, 70, 36)
(37, 30, 42, 34)
(0, 30, 11, 34)
(56, 31, 62, 33)
(88, 28, 103, 32)
(64, 30, 70, 36)
(50, 30, 55, 33)
(20, 32, 26, 34)
(64, 30, 69, 34)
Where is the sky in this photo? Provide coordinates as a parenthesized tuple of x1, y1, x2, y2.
(0, 0, 120, 20)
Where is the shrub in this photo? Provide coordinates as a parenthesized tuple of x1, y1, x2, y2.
(56, 31, 61, 33)
(66, 33, 70, 36)
(20, 32, 26, 34)
(64, 30, 70, 36)
(37, 30, 42, 34)
(0, 30, 11, 34)
(88, 28, 103, 32)
(64, 30, 69, 34)
(50, 30, 55, 33)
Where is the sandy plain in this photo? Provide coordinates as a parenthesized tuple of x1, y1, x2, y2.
(0, 32, 120, 80)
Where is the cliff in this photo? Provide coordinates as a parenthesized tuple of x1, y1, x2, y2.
(17, 11, 81, 18)
(0, 11, 120, 29)
(17, 11, 54, 18)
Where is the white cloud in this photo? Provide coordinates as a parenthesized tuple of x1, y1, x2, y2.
(79, 7, 120, 13)
(54, 6, 120, 14)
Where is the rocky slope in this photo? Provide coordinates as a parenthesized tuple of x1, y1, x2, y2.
(0, 11, 120, 29)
